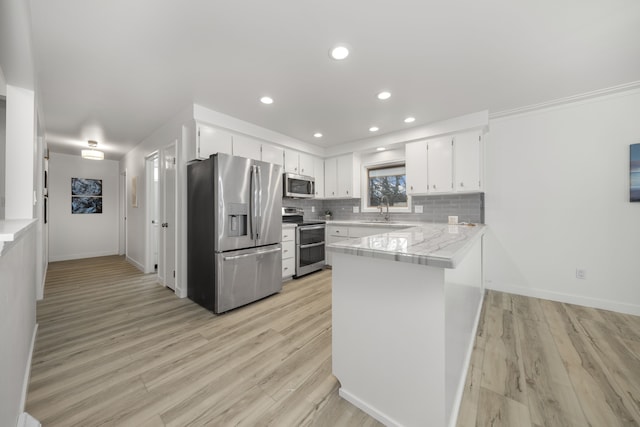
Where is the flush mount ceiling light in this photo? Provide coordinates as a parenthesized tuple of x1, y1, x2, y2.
(260, 96, 274, 105)
(329, 45, 349, 60)
(377, 91, 391, 100)
(369, 126, 379, 132)
(313, 132, 323, 138)
(376, 147, 386, 151)
(81, 140, 104, 160)
(404, 116, 416, 123)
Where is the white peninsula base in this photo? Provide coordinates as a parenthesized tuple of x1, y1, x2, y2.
(332, 235, 483, 427)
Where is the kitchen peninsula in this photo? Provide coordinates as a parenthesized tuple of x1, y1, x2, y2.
(328, 222, 485, 427)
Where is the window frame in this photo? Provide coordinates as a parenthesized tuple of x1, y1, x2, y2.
(360, 160, 412, 214)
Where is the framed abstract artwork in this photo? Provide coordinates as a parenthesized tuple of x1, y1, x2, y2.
(631, 144, 640, 202)
(71, 178, 103, 214)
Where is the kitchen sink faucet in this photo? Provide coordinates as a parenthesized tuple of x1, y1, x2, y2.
(379, 195, 390, 221)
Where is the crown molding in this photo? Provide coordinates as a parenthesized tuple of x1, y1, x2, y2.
(489, 81, 640, 119)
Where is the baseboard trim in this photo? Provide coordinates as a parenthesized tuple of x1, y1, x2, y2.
(448, 290, 485, 427)
(126, 256, 145, 273)
(48, 251, 119, 262)
(486, 283, 640, 316)
(17, 412, 41, 427)
(338, 388, 403, 427)
(37, 263, 47, 301)
(19, 324, 38, 414)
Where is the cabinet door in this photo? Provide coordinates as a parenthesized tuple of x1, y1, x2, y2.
(298, 153, 314, 176)
(427, 137, 453, 193)
(324, 157, 338, 198)
(405, 140, 429, 194)
(337, 154, 354, 197)
(284, 149, 299, 174)
(313, 156, 325, 198)
(261, 143, 284, 166)
(198, 125, 233, 159)
(454, 131, 482, 192)
(232, 134, 261, 160)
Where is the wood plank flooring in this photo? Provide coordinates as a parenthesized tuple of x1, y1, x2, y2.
(457, 290, 640, 427)
(27, 256, 382, 427)
(27, 256, 640, 426)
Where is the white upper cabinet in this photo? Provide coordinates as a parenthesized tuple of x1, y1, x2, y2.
(195, 123, 233, 159)
(405, 131, 483, 195)
(231, 134, 284, 166)
(261, 144, 284, 166)
(298, 153, 314, 176)
(325, 156, 338, 198)
(325, 154, 360, 199)
(405, 141, 429, 195)
(427, 137, 453, 193)
(284, 148, 314, 176)
(453, 130, 483, 192)
(313, 156, 325, 198)
(232, 134, 262, 160)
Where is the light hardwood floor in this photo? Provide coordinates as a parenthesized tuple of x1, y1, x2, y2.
(27, 256, 640, 426)
(27, 256, 382, 426)
(457, 290, 640, 427)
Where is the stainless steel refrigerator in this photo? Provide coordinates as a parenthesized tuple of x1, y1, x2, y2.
(187, 153, 283, 313)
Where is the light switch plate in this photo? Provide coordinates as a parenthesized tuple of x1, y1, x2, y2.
(448, 215, 458, 225)
(414, 205, 423, 213)
(352, 206, 360, 213)
(311, 206, 315, 213)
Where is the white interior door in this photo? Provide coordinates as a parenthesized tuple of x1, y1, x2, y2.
(162, 142, 177, 290)
(146, 153, 161, 275)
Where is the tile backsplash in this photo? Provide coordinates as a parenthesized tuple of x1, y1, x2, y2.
(283, 193, 484, 224)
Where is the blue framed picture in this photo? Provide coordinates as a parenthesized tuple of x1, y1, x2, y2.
(631, 144, 640, 202)
(71, 178, 103, 213)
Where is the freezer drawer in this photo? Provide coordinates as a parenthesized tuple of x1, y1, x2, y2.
(215, 244, 282, 313)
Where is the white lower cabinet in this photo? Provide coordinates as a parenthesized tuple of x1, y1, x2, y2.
(326, 224, 396, 266)
(282, 226, 296, 279)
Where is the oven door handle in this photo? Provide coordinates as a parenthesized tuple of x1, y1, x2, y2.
(298, 225, 325, 231)
(299, 242, 325, 249)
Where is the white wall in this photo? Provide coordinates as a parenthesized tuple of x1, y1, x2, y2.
(5, 84, 35, 219)
(0, 224, 37, 427)
(121, 106, 192, 278)
(0, 98, 5, 219)
(48, 153, 119, 261)
(484, 88, 640, 315)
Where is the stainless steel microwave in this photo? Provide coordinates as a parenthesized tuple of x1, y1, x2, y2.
(283, 173, 315, 198)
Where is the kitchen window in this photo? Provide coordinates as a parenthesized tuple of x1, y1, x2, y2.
(363, 162, 411, 213)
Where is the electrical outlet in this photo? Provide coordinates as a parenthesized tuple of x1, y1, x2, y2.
(448, 216, 458, 225)
(414, 205, 423, 213)
(576, 269, 586, 279)
(311, 206, 315, 213)
(352, 206, 360, 213)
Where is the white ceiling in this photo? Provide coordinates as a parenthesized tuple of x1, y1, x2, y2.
(29, 0, 640, 160)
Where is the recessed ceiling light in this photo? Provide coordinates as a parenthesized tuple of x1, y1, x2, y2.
(260, 96, 274, 105)
(404, 116, 416, 123)
(376, 147, 386, 151)
(369, 126, 379, 132)
(313, 132, 323, 138)
(330, 45, 349, 60)
(377, 91, 391, 100)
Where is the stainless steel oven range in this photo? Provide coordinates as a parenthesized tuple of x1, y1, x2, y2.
(282, 207, 325, 277)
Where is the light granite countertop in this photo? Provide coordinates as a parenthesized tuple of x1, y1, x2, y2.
(327, 222, 486, 268)
(326, 219, 420, 228)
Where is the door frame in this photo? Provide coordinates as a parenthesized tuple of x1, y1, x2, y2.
(162, 141, 177, 291)
(119, 169, 127, 256)
(144, 151, 160, 275)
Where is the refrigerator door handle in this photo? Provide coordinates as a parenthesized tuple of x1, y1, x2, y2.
(222, 247, 281, 261)
(249, 165, 257, 241)
(255, 165, 262, 241)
